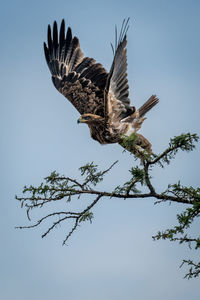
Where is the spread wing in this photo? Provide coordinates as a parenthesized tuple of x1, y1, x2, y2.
(105, 19, 135, 124)
(44, 20, 108, 116)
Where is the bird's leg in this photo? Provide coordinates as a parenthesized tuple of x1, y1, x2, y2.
(118, 133, 153, 160)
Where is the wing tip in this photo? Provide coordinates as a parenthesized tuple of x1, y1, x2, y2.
(61, 19, 65, 27)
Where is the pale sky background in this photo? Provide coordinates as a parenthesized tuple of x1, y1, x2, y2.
(1, 0, 200, 299)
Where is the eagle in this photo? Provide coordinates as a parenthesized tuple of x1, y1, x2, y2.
(44, 19, 158, 153)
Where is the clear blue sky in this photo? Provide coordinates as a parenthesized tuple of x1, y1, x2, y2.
(1, 0, 200, 299)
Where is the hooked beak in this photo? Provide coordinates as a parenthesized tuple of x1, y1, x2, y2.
(77, 117, 84, 124)
(77, 116, 86, 124)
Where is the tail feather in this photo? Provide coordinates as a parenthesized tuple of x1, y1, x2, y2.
(139, 95, 159, 117)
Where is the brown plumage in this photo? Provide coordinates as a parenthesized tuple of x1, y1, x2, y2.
(44, 19, 159, 153)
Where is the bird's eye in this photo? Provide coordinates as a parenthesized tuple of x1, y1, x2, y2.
(84, 116, 90, 120)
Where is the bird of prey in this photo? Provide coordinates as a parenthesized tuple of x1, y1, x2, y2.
(44, 19, 158, 153)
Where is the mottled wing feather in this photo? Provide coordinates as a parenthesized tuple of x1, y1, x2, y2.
(44, 20, 108, 116)
(105, 19, 135, 124)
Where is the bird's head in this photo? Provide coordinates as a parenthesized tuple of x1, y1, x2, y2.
(77, 114, 104, 125)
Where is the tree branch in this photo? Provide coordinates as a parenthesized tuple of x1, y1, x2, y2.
(16, 132, 200, 278)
